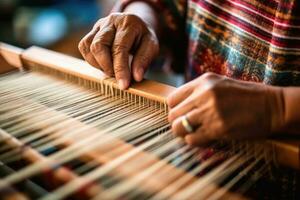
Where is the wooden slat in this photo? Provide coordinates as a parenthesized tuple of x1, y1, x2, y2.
(21, 46, 174, 104)
(0, 43, 23, 70)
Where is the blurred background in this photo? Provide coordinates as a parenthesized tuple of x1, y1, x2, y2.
(0, 0, 117, 57)
(0, 0, 183, 86)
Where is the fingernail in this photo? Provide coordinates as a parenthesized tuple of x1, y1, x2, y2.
(137, 68, 144, 82)
(118, 79, 127, 90)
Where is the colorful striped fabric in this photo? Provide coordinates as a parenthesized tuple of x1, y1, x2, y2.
(118, 0, 300, 86)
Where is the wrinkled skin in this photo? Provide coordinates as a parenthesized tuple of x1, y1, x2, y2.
(79, 9, 292, 146)
(167, 72, 284, 145)
(78, 13, 159, 89)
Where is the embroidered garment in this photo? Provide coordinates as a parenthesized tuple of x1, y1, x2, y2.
(116, 0, 300, 86)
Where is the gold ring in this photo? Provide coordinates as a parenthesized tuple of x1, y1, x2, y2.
(181, 115, 194, 133)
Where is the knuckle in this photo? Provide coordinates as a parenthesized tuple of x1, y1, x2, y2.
(171, 118, 185, 137)
(95, 13, 120, 28)
(123, 14, 139, 23)
(101, 27, 114, 36)
(168, 110, 177, 122)
(206, 89, 219, 107)
(112, 44, 128, 56)
(107, 14, 117, 24)
(204, 81, 224, 99)
(94, 18, 105, 28)
(119, 14, 144, 30)
(97, 32, 114, 46)
(90, 41, 104, 54)
(167, 95, 174, 107)
(78, 39, 89, 55)
(78, 40, 85, 52)
(167, 92, 178, 108)
(109, 12, 121, 19)
(171, 122, 179, 135)
(215, 119, 228, 137)
(202, 72, 217, 80)
(114, 13, 132, 26)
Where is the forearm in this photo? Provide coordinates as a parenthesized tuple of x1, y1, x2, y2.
(123, 2, 160, 36)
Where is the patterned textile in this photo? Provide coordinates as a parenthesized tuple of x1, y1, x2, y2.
(116, 0, 300, 86)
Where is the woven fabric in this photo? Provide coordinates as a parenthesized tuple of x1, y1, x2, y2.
(117, 0, 300, 86)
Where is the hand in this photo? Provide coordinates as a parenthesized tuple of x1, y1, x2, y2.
(78, 13, 159, 89)
(167, 73, 285, 145)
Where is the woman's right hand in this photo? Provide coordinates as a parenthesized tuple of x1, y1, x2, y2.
(78, 12, 159, 89)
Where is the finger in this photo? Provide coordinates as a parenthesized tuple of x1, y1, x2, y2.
(78, 28, 100, 68)
(167, 82, 195, 109)
(171, 109, 201, 138)
(90, 24, 115, 76)
(168, 92, 197, 122)
(184, 127, 212, 146)
(167, 74, 219, 109)
(112, 27, 137, 89)
(184, 108, 221, 146)
(171, 107, 203, 137)
(132, 34, 159, 82)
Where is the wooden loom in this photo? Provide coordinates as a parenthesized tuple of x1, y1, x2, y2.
(0, 43, 299, 200)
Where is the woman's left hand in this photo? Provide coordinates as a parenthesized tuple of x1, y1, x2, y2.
(167, 72, 285, 145)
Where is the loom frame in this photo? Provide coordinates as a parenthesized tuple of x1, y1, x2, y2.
(0, 42, 299, 171)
